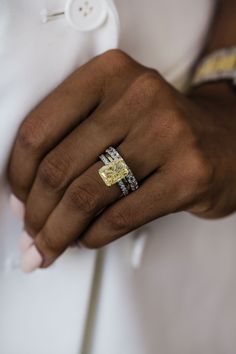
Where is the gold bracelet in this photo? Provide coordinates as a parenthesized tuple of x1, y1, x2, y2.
(191, 47, 236, 87)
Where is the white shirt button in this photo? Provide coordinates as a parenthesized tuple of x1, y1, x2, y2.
(65, 0, 108, 32)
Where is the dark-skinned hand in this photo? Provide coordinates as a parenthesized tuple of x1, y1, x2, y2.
(8, 50, 236, 269)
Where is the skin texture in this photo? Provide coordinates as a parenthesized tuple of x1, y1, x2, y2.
(7, 0, 236, 270)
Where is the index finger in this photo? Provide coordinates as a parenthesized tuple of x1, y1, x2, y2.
(8, 54, 106, 200)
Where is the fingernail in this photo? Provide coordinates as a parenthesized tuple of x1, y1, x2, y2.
(9, 194, 25, 220)
(19, 231, 34, 252)
(21, 245, 43, 273)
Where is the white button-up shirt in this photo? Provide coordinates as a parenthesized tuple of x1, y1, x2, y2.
(3, 2, 236, 354)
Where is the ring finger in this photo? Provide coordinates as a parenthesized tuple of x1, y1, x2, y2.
(24, 117, 162, 238)
(22, 139, 161, 270)
(23, 102, 126, 237)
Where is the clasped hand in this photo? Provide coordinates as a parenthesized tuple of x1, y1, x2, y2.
(8, 50, 236, 268)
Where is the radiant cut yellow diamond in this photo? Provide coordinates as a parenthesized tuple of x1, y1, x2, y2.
(99, 159, 129, 187)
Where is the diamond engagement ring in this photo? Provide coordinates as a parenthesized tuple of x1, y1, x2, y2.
(98, 147, 139, 196)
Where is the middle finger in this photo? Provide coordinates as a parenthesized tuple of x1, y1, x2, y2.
(24, 102, 127, 237)
(24, 136, 161, 268)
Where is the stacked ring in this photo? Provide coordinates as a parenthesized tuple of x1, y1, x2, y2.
(106, 147, 139, 191)
(99, 153, 129, 196)
(98, 146, 139, 197)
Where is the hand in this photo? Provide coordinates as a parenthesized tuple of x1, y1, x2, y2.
(8, 50, 236, 270)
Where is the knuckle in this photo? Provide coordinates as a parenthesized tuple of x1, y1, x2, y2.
(136, 71, 161, 90)
(195, 157, 214, 190)
(100, 49, 132, 69)
(7, 173, 27, 201)
(163, 109, 188, 140)
(40, 232, 61, 256)
(18, 119, 44, 153)
(98, 50, 140, 86)
(24, 216, 40, 237)
(189, 195, 217, 216)
(66, 181, 99, 216)
(129, 72, 160, 101)
(80, 238, 100, 250)
(38, 154, 69, 191)
(184, 150, 214, 196)
(106, 209, 131, 233)
(170, 113, 187, 137)
(124, 71, 164, 114)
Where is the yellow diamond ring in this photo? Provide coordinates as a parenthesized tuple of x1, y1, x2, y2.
(98, 147, 139, 197)
(99, 158, 129, 187)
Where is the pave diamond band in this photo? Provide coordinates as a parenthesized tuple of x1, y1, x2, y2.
(98, 146, 139, 197)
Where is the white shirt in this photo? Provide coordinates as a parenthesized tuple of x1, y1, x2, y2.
(3, 1, 236, 354)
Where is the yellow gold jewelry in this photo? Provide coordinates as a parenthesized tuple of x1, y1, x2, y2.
(192, 47, 236, 87)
